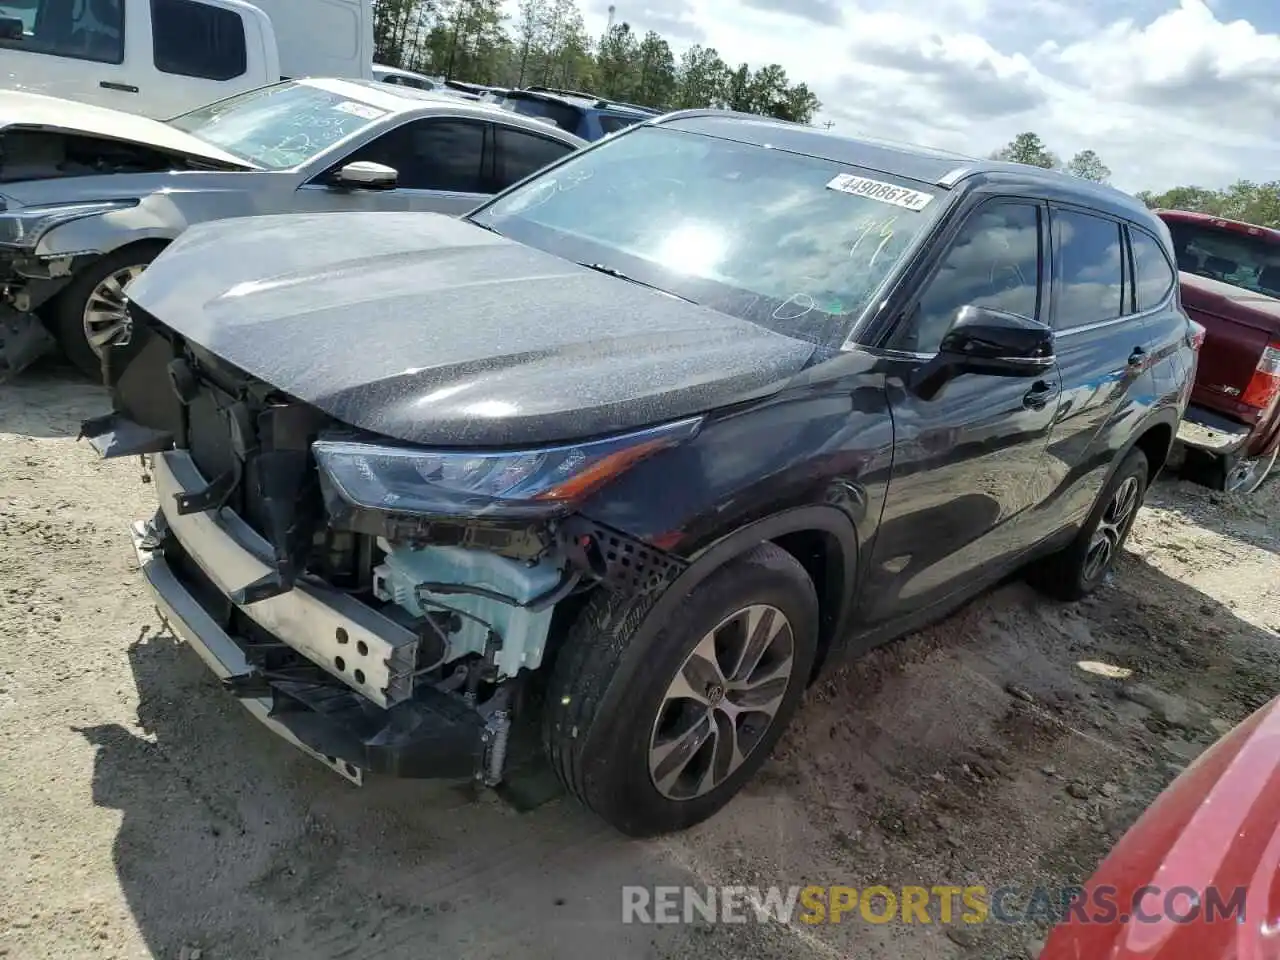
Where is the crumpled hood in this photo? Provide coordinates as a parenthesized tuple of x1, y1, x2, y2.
(0, 88, 251, 173)
(124, 211, 816, 446)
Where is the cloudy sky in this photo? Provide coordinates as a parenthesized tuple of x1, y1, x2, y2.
(556, 0, 1280, 193)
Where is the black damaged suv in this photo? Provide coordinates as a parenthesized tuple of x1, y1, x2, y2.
(86, 111, 1198, 836)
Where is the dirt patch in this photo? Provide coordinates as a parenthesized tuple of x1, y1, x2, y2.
(1, 362, 1277, 960)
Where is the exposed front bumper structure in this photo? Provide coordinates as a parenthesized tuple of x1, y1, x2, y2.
(130, 451, 488, 783)
(0, 306, 55, 383)
(1176, 403, 1254, 455)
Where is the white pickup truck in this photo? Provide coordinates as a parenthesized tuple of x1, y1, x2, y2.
(0, 0, 373, 118)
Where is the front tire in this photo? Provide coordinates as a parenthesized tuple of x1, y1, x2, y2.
(49, 243, 164, 379)
(543, 543, 819, 836)
(1029, 447, 1149, 601)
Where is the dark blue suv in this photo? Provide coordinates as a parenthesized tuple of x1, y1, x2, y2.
(495, 87, 659, 141)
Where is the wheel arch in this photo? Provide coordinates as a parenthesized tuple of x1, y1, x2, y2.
(672, 505, 860, 683)
(1128, 411, 1179, 481)
(47, 238, 172, 317)
(34, 214, 180, 262)
(74, 235, 173, 268)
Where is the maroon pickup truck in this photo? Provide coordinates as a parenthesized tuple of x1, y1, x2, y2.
(1158, 210, 1280, 493)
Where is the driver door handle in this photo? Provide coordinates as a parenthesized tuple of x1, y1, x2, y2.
(1023, 380, 1058, 411)
(99, 80, 139, 93)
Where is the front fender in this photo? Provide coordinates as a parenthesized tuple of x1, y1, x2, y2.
(581, 504, 861, 716)
(33, 193, 189, 258)
(577, 376, 896, 674)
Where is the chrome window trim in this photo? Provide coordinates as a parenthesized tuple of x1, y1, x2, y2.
(848, 341, 1057, 366)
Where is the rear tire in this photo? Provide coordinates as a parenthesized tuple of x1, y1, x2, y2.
(543, 543, 819, 837)
(1029, 448, 1149, 601)
(50, 243, 164, 379)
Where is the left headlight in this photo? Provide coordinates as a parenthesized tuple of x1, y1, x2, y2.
(0, 199, 140, 250)
(313, 417, 702, 520)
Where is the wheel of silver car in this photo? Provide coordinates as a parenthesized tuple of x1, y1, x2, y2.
(648, 604, 795, 801)
(1223, 447, 1278, 495)
(544, 542, 819, 836)
(82, 264, 148, 358)
(50, 242, 166, 380)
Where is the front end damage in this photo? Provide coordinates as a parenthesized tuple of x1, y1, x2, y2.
(0, 198, 142, 381)
(0, 232, 76, 382)
(84, 314, 693, 788)
(0, 117, 245, 379)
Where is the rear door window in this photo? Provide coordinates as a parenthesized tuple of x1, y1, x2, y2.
(1129, 228, 1176, 312)
(0, 0, 124, 63)
(151, 0, 247, 81)
(1051, 208, 1125, 329)
(493, 125, 574, 189)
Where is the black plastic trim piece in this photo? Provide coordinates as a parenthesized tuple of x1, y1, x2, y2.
(559, 515, 689, 597)
(78, 412, 174, 459)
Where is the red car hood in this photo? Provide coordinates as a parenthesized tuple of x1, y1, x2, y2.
(1042, 695, 1280, 960)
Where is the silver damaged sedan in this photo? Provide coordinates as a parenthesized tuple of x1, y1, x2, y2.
(0, 78, 585, 378)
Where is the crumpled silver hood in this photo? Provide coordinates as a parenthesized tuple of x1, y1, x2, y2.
(0, 88, 251, 168)
(124, 211, 816, 446)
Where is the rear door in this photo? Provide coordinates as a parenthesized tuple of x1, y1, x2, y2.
(1027, 205, 1155, 538)
(1128, 223, 1190, 413)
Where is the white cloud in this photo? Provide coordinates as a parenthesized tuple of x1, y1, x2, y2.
(563, 0, 1280, 193)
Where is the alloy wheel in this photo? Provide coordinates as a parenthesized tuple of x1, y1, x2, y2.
(1224, 447, 1278, 495)
(82, 264, 148, 357)
(648, 604, 795, 801)
(1083, 475, 1141, 583)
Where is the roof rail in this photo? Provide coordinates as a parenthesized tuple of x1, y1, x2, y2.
(445, 79, 506, 94)
(523, 84, 595, 99)
(520, 85, 660, 114)
(594, 99, 661, 115)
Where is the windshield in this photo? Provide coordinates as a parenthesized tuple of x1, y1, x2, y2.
(1167, 221, 1280, 298)
(167, 82, 389, 170)
(469, 126, 942, 346)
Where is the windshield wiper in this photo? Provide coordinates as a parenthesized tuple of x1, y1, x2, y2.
(574, 261, 695, 303)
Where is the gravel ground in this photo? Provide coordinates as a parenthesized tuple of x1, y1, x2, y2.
(1, 361, 1277, 960)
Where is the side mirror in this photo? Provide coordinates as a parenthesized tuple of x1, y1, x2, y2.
(909, 305, 1054, 400)
(938, 304, 1055, 376)
(331, 161, 398, 191)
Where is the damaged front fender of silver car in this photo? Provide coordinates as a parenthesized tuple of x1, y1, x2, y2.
(0, 195, 184, 380)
